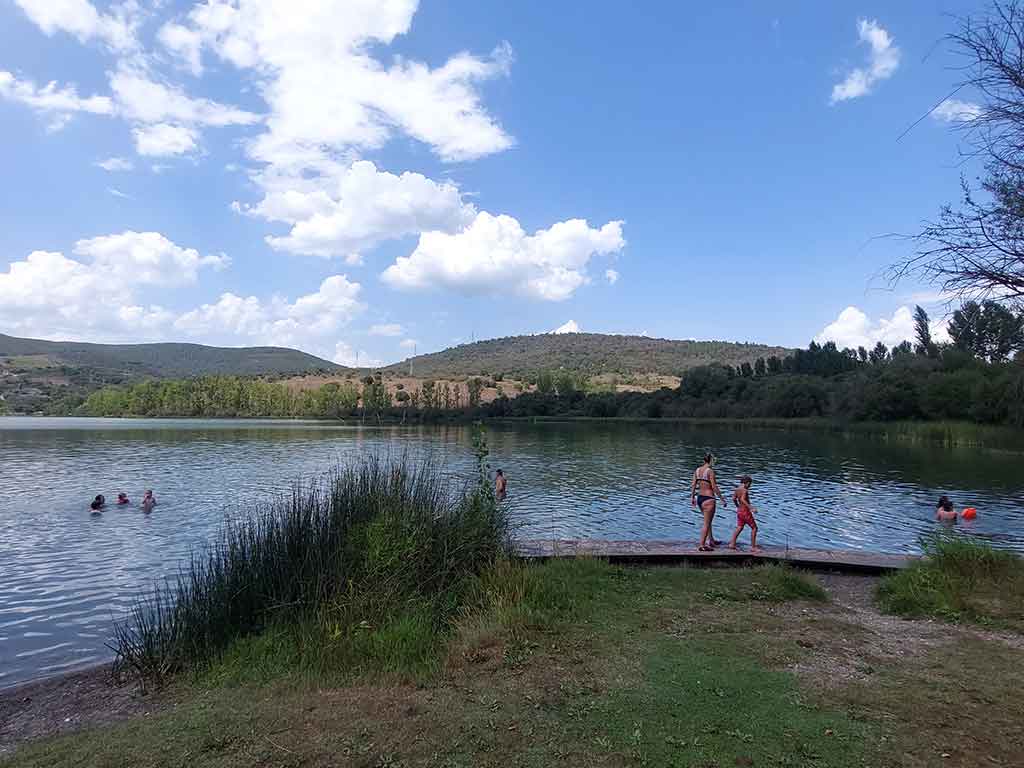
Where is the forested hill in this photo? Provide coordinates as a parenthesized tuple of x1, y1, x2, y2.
(386, 333, 791, 379)
(0, 334, 342, 377)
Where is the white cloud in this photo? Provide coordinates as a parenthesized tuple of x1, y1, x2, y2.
(244, 160, 476, 261)
(155, 0, 512, 251)
(158, 22, 204, 76)
(173, 275, 366, 358)
(369, 323, 404, 337)
(95, 156, 133, 171)
(605, 268, 619, 285)
(0, 71, 114, 122)
(399, 338, 418, 350)
(13, 0, 136, 52)
(830, 19, 900, 103)
(171, 0, 512, 170)
(132, 122, 199, 156)
(0, 232, 224, 342)
(73, 231, 229, 285)
(382, 213, 625, 301)
(109, 65, 260, 127)
(1, 65, 258, 155)
(552, 320, 580, 334)
(107, 187, 131, 198)
(815, 305, 950, 349)
(932, 98, 982, 123)
(331, 341, 383, 369)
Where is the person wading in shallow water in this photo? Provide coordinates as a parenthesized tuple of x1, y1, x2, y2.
(495, 469, 507, 500)
(691, 453, 727, 551)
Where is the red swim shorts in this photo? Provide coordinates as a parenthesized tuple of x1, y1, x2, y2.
(737, 506, 756, 527)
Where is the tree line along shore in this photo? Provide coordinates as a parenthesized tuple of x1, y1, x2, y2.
(29, 303, 1020, 436)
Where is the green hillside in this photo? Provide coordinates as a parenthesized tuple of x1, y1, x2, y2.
(386, 333, 791, 379)
(0, 333, 342, 414)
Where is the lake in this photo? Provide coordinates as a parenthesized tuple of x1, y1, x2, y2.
(1, 416, 1022, 688)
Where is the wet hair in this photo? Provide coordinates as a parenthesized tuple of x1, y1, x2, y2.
(740, 475, 753, 486)
(90, 499, 102, 510)
(703, 453, 714, 465)
(94, 495, 104, 504)
(937, 495, 954, 512)
(496, 469, 503, 476)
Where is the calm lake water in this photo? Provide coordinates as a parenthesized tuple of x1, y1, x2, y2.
(1, 416, 1022, 688)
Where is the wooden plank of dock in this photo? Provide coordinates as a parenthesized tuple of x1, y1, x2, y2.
(514, 539, 916, 573)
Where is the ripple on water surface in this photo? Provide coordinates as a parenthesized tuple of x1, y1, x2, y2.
(1, 417, 1022, 688)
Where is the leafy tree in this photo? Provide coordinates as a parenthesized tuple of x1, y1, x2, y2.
(535, 370, 555, 395)
(766, 355, 783, 374)
(754, 357, 766, 377)
(740, 362, 753, 378)
(467, 377, 483, 408)
(913, 305, 937, 357)
(869, 342, 889, 365)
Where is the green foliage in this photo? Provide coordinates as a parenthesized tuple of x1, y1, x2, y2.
(386, 332, 789, 380)
(949, 300, 1024, 363)
(877, 534, 1024, 629)
(81, 376, 361, 419)
(466, 376, 483, 408)
(111, 457, 510, 685)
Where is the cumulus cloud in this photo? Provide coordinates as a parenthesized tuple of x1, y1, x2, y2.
(0, 231, 224, 341)
(382, 214, 625, 301)
(95, 156, 133, 172)
(369, 323, 404, 337)
(831, 19, 900, 103)
(73, 231, 229, 284)
(605, 268, 619, 285)
(149, 0, 513, 250)
(166, 0, 512, 169)
(172, 275, 367, 360)
(13, 0, 136, 52)
(932, 98, 982, 123)
(552, 320, 580, 334)
(815, 305, 950, 349)
(399, 338, 418, 350)
(243, 161, 476, 261)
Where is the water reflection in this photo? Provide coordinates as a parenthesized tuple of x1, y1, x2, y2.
(1, 417, 1022, 688)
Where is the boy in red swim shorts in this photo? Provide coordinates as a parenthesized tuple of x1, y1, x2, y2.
(728, 475, 760, 551)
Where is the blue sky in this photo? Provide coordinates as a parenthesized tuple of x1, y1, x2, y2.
(0, 0, 987, 365)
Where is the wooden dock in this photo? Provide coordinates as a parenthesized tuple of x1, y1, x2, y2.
(514, 539, 917, 573)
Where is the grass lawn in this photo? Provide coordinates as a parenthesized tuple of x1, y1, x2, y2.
(4, 560, 1023, 768)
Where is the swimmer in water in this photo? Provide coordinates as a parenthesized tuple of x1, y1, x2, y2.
(935, 495, 957, 522)
(116, 492, 130, 505)
(90, 494, 105, 513)
(495, 469, 507, 500)
(141, 490, 157, 512)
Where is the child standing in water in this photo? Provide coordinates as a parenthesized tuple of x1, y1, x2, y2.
(728, 475, 760, 551)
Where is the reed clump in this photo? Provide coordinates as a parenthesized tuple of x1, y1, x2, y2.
(112, 453, 509, 686)
(877, 534, 1024, 629)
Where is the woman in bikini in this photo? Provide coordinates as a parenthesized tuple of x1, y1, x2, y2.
(691, 453, 727, 551)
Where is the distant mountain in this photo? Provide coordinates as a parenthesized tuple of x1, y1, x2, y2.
(0, 334, 343, 377)
(0, 333, 343, 414)
(385, 333, 791, 379)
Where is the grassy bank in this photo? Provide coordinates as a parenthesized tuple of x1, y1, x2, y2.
(113, 449, 508, 687)
(8, 558, 1024, 767)
(878, 534, 1024, 630)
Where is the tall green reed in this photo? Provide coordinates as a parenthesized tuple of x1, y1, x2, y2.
(111, 453, 509, 686)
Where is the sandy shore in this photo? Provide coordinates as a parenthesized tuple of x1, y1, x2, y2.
(0, 665, 166, 757)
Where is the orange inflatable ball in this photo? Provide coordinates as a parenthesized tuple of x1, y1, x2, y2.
(962, 507, 978, 520)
